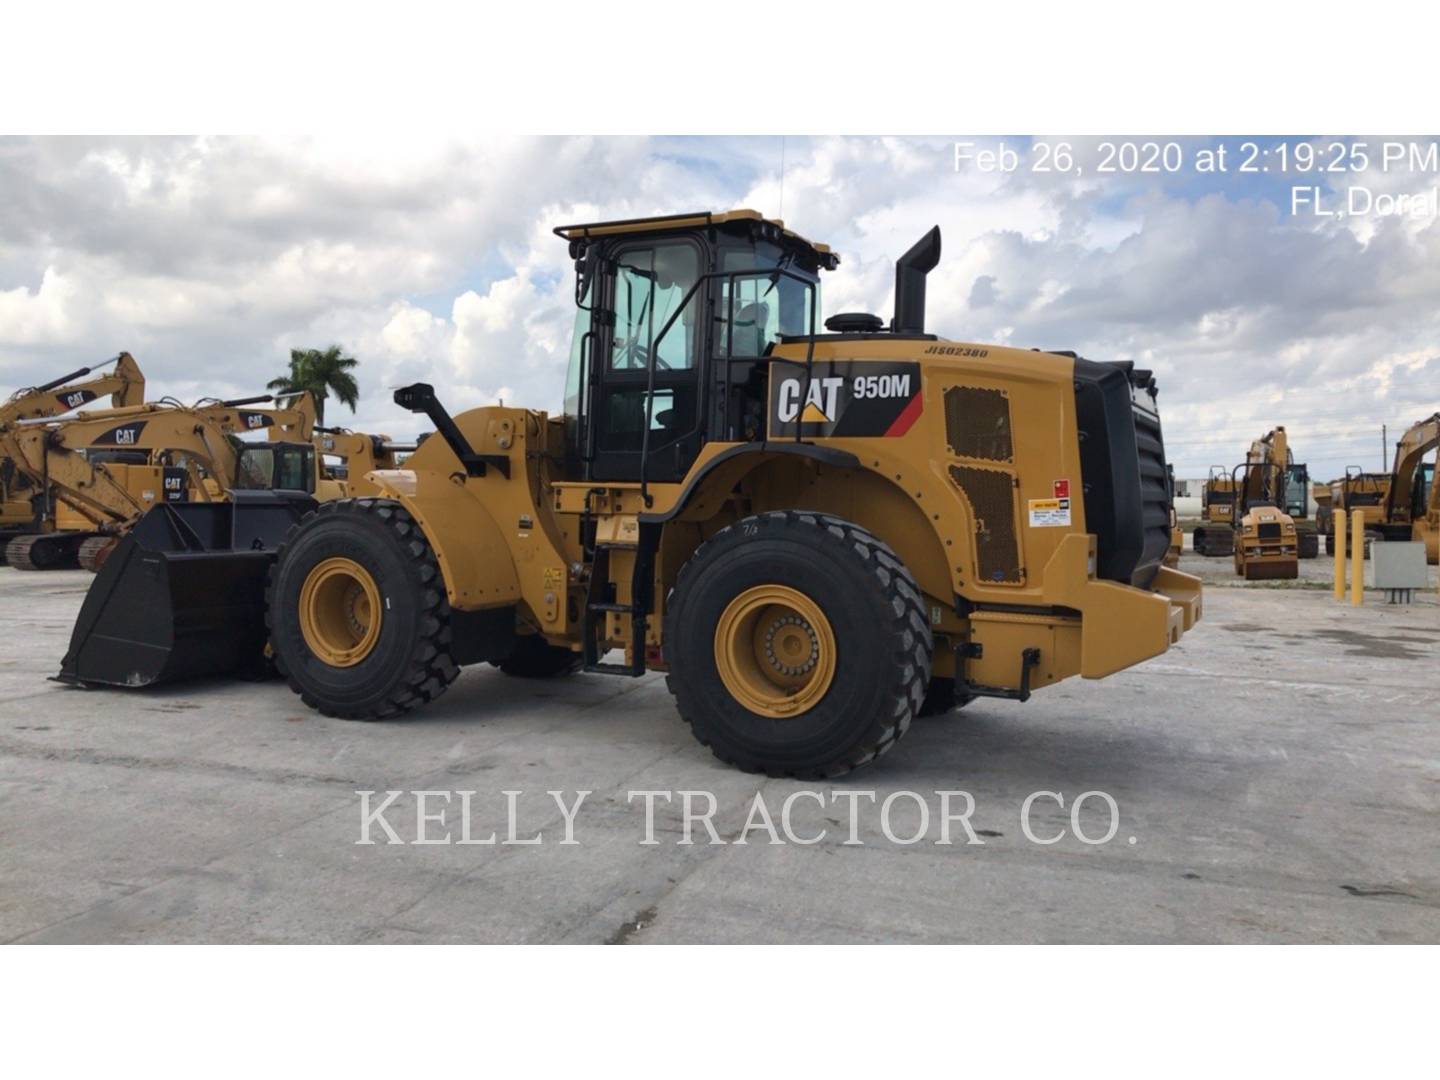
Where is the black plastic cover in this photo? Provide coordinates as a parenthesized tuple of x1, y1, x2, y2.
(1072, 357, 1171, 589)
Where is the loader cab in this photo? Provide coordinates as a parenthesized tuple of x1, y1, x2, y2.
(234, 441, 316, 494)
(556, 211, 834, 484)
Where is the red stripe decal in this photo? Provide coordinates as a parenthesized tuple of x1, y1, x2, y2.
(883, 392, 923, 437)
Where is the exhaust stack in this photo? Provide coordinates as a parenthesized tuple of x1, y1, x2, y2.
(892, 226, 941, 335)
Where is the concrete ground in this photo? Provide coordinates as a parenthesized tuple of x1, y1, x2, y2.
(1, 556, 1436, 944)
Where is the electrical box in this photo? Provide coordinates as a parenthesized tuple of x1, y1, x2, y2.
(1366, 541, 1429, 591)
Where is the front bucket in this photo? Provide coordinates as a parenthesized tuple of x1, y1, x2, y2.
(57, 492, 316, 688)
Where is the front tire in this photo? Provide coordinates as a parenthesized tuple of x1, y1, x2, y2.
(664, 511, 931, 778)
(266, 498, 459, 719)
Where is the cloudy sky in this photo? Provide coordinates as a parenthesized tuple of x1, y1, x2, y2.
(2, 135, 1436, 479)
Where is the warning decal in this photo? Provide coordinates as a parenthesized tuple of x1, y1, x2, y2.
(1028, 497, 1072, 528)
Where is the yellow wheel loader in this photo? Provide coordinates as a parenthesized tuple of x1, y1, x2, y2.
(2, 353, 147, 562)
(313, 428, 414, 499)
(59, 211, 1201, 777)
(1229, 462, 1299, 580)
(1192, 466, 1237, 556)
(1, 396, 316, 570)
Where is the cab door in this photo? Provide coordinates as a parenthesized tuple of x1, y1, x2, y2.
(588, 237, 705, 483)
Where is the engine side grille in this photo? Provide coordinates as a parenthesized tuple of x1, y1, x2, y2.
(944, 386, 1013, 462)
(948, 465, 1023, 584)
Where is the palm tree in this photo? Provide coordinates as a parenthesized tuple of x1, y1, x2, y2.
(267, 345, 359, 426)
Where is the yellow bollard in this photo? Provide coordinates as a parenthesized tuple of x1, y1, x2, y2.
(1350, 510, 1364, 607)
(1333, 509, 1347, 600)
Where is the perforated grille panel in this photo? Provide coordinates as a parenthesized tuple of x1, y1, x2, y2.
(944, 386, 1013, 462)
(948, 465, 1022, 584)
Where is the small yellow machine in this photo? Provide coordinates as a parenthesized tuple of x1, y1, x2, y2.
(1230, 462, 1299, 580)
(1192, 466, 1237, 556)
(61, 211, 1201, 777)
(2, 354, 147, 560)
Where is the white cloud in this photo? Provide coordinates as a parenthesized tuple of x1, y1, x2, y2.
(1, 135, 1436, 479)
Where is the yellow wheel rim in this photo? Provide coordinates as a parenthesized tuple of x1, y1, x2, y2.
(713, 585, 836, 718)
(298, 557, 383, 667)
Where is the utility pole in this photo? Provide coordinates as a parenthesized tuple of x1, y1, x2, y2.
(1381, 424, 1387, 471)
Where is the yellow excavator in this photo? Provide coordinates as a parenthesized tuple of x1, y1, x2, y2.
(60, 210, 1201, 777)
(2, 354, 147, 560)
(1381, 413, 1439, 564)
(1418, 448, 1440, 564)
(1, 393, 317, 570)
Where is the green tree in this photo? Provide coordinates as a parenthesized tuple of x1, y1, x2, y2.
(267, 345, 359, 426)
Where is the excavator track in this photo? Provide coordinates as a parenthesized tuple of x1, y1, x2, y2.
(77, 535, 117, 573)
(4, 533, 84, 571)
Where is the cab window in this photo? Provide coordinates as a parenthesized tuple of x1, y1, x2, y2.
(608, 243, 699, 372)
(716, 248, 818, 358)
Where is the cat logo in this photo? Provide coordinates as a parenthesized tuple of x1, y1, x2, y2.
(239, 411, 274, 430)
(57, 389, 97, 411)
(776, 376, 844, 424)
(769, 361, 923, 439)
(94, 421, 147, 446)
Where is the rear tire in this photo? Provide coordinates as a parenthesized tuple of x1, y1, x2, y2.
(266, 498, 460, 719)
(664, 511, 931, 778)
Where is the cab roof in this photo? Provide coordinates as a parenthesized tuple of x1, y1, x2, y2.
(553, 209, 836, 263)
